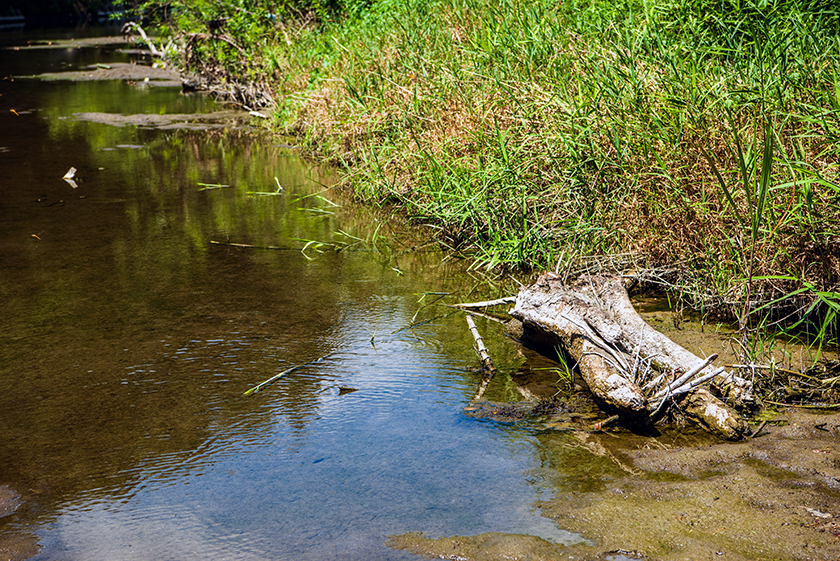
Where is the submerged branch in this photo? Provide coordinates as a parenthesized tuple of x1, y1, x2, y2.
(244, 354, 333, 396)
(466, 314, 498, 401)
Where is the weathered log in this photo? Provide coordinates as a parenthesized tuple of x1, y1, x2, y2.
(680, 389, 751, 440)
(511, 273, 648, 416)
(567, 275, 753, 407)
(510, 273, 751, 439)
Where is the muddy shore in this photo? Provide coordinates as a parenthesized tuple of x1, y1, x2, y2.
(390, 306, 840, 561)
(389, 409, 840, 561)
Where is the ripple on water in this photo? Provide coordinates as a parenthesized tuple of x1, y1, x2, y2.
(45, 501, 271, 561)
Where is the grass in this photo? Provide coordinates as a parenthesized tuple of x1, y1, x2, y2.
(145, 0, 840, 351)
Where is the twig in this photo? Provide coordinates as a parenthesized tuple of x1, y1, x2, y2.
(749, 419, 768, 439)
(466, 315, 498, 401)
(121, 22, 162, 56)
(662, 367, 726, 400)
(649, 367, 726, 411)
(642, 371, 668, 393)
(454, 296, 517, 309)
(560, 312, 631, 372)
(244, 354, 333, 396)
(676, 367, 726, 393)
(726, 363, 803, 377)
(446, 305, 508, 324)
(765, 400, 840, 409)
(390, 311, 459, 335)
(593, 414, 620, 430)
(653, 354, 718, 400)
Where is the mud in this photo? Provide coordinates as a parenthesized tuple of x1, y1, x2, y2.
(69, 110, 252, 130)
(24, 62, 186, 87)
(0, 486, 21, 519)
(387, 532, 583, 561)
(0, 533, 40, 561)
(389, 410, 840, 561)
(0, 486, 39, 561)
(3, 37, 137, 50)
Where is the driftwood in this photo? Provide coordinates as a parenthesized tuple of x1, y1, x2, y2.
(465, 315, 497, 401)
(121, 22, 162, 56)
(510, 273, 752, 440)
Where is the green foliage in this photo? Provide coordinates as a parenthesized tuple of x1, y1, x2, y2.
(138, 0, 840, 346)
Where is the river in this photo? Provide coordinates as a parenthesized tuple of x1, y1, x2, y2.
(0, 28, 583, 561)
(6, 28, 840, 561)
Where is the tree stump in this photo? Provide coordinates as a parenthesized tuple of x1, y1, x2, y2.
(510, 273, 752, 440)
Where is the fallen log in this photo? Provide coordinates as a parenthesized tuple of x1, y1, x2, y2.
(511, 274, 648, 417)
(571, 275, 753, 406)
(509, 273, 752, 439)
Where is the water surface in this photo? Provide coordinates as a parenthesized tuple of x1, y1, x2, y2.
(0, 30, 583, 560)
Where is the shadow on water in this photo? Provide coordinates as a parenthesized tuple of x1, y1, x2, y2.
(0, 30, 587, 561)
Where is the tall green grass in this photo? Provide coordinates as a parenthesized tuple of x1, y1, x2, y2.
(148, 0, 840, 347)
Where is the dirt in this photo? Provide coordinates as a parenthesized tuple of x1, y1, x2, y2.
(22, 59, 255, 130)
(7, 36, 186, 87)
(24, 62, 187, 87)
(0, 485, 39, 561)
(70, 110, 253, 130)
(389, 409, 840, 561)
(4, 37, 138, 50)
(0, 487, 21, 519)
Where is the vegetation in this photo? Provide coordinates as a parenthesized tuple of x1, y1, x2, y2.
(135, 0, 840, 353)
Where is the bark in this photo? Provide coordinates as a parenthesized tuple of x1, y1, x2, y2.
(680, 389, 751, 440)
(567, 274, 753, 407)
(511, 273, 648, 416)
(510, 273, 752, 440)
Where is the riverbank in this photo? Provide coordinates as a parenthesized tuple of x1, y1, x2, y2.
(3, 25, 840, 561)
(388, 410, 840, 561)
(142, 0, 840, 341)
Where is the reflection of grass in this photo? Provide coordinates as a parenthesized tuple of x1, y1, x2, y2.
(295, 222, 387, 260)
(166, 0, 839, 347)
(247, 177, 286, 196)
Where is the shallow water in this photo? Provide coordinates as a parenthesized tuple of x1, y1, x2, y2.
(0, 30, 582, 560)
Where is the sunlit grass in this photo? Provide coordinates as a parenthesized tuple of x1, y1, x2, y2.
(150, 0, 840, 348)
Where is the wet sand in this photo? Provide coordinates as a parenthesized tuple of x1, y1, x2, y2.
(390, 409, 840, 561)
(0, 486, 39, 561)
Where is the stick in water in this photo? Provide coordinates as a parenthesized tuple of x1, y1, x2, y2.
(454, 296, 517, 309)
(466, 315, 498, 401)
(244, 354, 333, 396)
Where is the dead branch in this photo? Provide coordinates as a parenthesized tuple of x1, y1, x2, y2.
(121, 22, 162, 56)
(466, 315, 497, 401)
(454, 296, 517, 309)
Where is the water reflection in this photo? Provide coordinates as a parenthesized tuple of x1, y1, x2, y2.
(0, 31, 576, 560)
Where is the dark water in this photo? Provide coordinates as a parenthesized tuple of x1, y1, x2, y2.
(0, 31, 592, 560)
